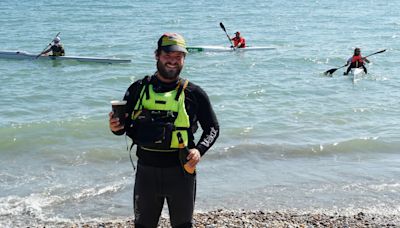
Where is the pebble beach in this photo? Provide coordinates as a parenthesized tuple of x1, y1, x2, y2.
(40, 210, 399, 227)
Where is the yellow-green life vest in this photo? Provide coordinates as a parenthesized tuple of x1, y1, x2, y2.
(132, 79, 190, 150)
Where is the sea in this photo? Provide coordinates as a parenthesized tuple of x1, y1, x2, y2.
(1, 0, 399, 226)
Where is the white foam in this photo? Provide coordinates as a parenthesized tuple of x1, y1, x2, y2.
(0, 181, 127, 226)
(72, 184, 123, 200)
(0, 193, 63, 226)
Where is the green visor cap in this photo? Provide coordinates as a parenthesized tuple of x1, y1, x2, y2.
(157, 33, 188, 53)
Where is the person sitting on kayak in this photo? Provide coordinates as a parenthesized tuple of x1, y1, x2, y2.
(41, 36, 65, 56)
(343, 48, 369, 75)
(231, 31, 246, 48)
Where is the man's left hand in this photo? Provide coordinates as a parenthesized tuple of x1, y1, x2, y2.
(186, 148, 201, 168)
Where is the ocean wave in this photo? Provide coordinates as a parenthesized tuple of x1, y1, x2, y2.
(71, 184, 123, 202)
(207, 137, 400, 161)
(0, 193, 64, 227)
(0, 182, 126, 227)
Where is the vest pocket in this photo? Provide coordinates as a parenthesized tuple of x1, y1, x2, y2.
(135, 122, 173, 148)
(129, 109, 175, 150)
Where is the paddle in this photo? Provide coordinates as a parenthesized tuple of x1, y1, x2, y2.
(324, 49, 386, 76)
(363, 49, 386, 58)
(324, 64, 347, 76)
(36, 32, 61, 58)
(219, 22, 234, 49)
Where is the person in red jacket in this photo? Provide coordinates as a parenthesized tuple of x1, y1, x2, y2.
(344, 48, 370, 75)
(231, 31, 246, 48)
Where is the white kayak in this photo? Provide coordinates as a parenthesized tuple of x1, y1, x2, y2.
(186, 45, 276, 53)
(350, 68, 365, 83)
(0, 50, 131, 64)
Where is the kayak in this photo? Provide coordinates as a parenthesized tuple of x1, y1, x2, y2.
(350, 68, 365, 83)
(186, 45, 276, 53)
(0, 50, 131, 64)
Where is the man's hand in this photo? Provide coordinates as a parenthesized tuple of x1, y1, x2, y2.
(186, 148, 201, 168)
(109, 112, 125, 132)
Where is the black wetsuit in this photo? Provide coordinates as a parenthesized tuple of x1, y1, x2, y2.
(113, 75, 219, 228)
(50, 44, 65, 56)
(345, 62, 367, 75)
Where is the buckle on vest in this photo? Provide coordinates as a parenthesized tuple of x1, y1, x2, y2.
(166, 111, 175, 118)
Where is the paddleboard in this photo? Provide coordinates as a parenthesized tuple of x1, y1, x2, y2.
(350, 68, 365, 83)
(0, 50, 131, 64)
(187, 45, 276, 53)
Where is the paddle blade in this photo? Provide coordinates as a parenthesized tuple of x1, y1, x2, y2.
(375, 49, 386, 54)
(365, 49, 387, 58)
(219, 22, 226, 32)
(324, 68, 338, 76)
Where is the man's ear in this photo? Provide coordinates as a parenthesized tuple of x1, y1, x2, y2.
(154, 50, 160, 60)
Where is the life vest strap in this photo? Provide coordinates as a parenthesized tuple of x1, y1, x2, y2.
(140, 146, 178, 152)
(135, 76, 151, 110)
(174, 126, 189, 131)
(175, 79, 189, 101)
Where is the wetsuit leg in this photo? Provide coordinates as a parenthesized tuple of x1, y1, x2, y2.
(134, 164, 165, 228)
(344, 65, 351, 75)
(163, 167, 196, 228)
(362, 65, 367, 74)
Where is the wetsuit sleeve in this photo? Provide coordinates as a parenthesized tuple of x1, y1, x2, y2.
(193, 86, 219, 156)
(111, 81, 141, 136)
(42, 47, 51, 54)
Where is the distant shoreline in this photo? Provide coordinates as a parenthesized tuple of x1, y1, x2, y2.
(33, 209, 400, 227)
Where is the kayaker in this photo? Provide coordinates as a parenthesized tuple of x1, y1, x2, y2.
(40, 36, 65, 56)
(109, 32, 219, 228)
(343, 48, 370, 75)
(231, 31, 246, 48)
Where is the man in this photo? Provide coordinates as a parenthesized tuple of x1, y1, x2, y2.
(231, 31, 246, 48)
(40, 36, 65, 56)
(344, 47, 369, 75)
(109, 33, 219, 228)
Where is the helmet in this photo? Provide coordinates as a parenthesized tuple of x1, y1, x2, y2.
(235, 31, 240, 35)
(53, 37, 61, 43)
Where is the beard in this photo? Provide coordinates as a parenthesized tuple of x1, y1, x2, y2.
(157, 60, 182, 80)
